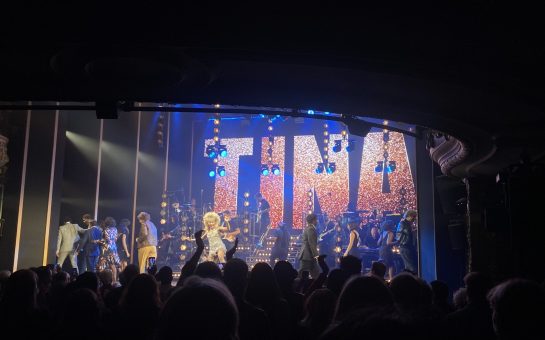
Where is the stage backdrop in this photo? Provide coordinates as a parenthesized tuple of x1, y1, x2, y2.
(191, 117, 417, 229)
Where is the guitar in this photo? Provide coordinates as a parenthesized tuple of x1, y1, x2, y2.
(318, 227, 335, 242)
(256, 208, 270, 223)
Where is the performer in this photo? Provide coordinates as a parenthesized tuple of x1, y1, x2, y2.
(75, 213, 93, 274)
(255, 193, 270, 237)
(299, 213, 320, 278)
(378, 220, 396, 280)
(343, 218, 360, 258)
(116, 218, 131, 271)
(75, 217, 102, 273)
(201, 211, 229, 263)
(98, 217, 121, 281)
(396, 210, 418, 273)
(270, 221, 290, 267)
(136, 211, 158, 273)
(220, 210, 240, 250)
(56, 217, 85, 271)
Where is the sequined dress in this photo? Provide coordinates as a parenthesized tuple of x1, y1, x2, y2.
(99, 227, 120, 269)
(207, 228, 227, 257)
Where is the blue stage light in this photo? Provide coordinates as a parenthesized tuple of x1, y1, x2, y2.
(315, 163, 324, 174)
(374, 161, 384, 173)
(332, 140, 342, 153)
(386, 161, 396, 173)
(217, 166, 226, 177)
(327, 163, 336, 174)
(271, 164, 281, 175)
(208, 170, 216, 178)
(307, 110, 315, 115)
(218, 145, 228, 157)
(206, 145, 217, 158)
(260, 164, 270, 176)
(346, 140, 355, 152)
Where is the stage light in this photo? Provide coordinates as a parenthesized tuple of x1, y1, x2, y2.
(346, 140, 355, 152)
(218, 145, 228, 157)
(315, 163, 324, 174)
(208, 169, 216, 178)
(160, 218, 167, 225)
(375, 161, 384, 173)
(271, 164, 281, 175)
(243, 227, 249, 233)
(206, 145, 217, 158)
(307, 110, 315, 115)
(244, 192, 250, 198)
(162, 193, 167, 199)
(217, 166, 226, 177)
(327, 162, 336, 174)
(333, 140, 342, 153)
(160, 209, 166, 216)
(160, 201, 167, 208)
(387, 161, 396, 173)
(180, 244, 187, 251)
(244, 201, 249, 207)
(260, 164, 270, 176)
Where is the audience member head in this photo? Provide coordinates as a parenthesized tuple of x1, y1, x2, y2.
(340, 255, 362, 276)
(370, 261, 387, 279)
(334, 275, 393, 321)
(273, 260, 297, 289)
(223, 258, 248, 300)
(195, 261, 223, 281)
(137, 211, 151, 223)
(62, 288, 100, 326)
(120, 273, 160, 311)
(120, 264, 139, 286)
(75, 271, 99, 293)
(33, 266, 52, 293)
(488, 278, 545, 340)
(157, 276, 238, 340)
(326, 268, 350, 296)
(155, 266, 173, 285)
(52, 271, 70, 287)
(303, 288, 337, 328)
(0, 270, 11, 298)
(464, 272, 492, 303)
(0, 269, 38, 314)
(430, 280, 450, 303)
(98, 269, 113, 287)
(453, 287, 467, 310)
(389, 273, 423, 312)
(246, 262, 281, 308)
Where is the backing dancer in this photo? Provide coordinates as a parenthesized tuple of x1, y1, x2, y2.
(396, 210, 418, 273)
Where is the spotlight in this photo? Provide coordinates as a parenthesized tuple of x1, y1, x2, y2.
(315, 163, 324, 174)
(206, 145, 217, 158)
(208, 169, 216, 178)
(260, 164, 270, 176)
(375, 161, 384, 173)
(217, 166, 226, 177)
(346, 140, 355, 152)
(160, 218, 167, 225)
(271, 164, 281, 175)
(218, 145, 228, 158)
(160, 209, 166, 216)
(333, 140, 342, 153)
(327, 162, 336, 174)
(386, 161, 396, 173)
(160, 201, 167, 208)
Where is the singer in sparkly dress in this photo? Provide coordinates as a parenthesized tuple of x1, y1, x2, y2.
(201, 212, 229, 263)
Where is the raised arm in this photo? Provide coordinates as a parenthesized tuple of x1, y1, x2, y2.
(178, 230, 205, 286)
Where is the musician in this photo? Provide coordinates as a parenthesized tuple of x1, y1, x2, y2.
(255, 193, 270, 236)
(378, 220, 396, 280)
(343, 218, 360, 257)
(318, 215, 337, 268)
(220, 210, 240, 250)
(396, 210, 418, 273)
(202, 211, 229, 263)
(299, 213, 320, 278)
(270, 221, 290, 267)
(136, 212, 158, 273)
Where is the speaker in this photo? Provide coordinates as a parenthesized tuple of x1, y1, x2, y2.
(448, 220, 466, 250)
